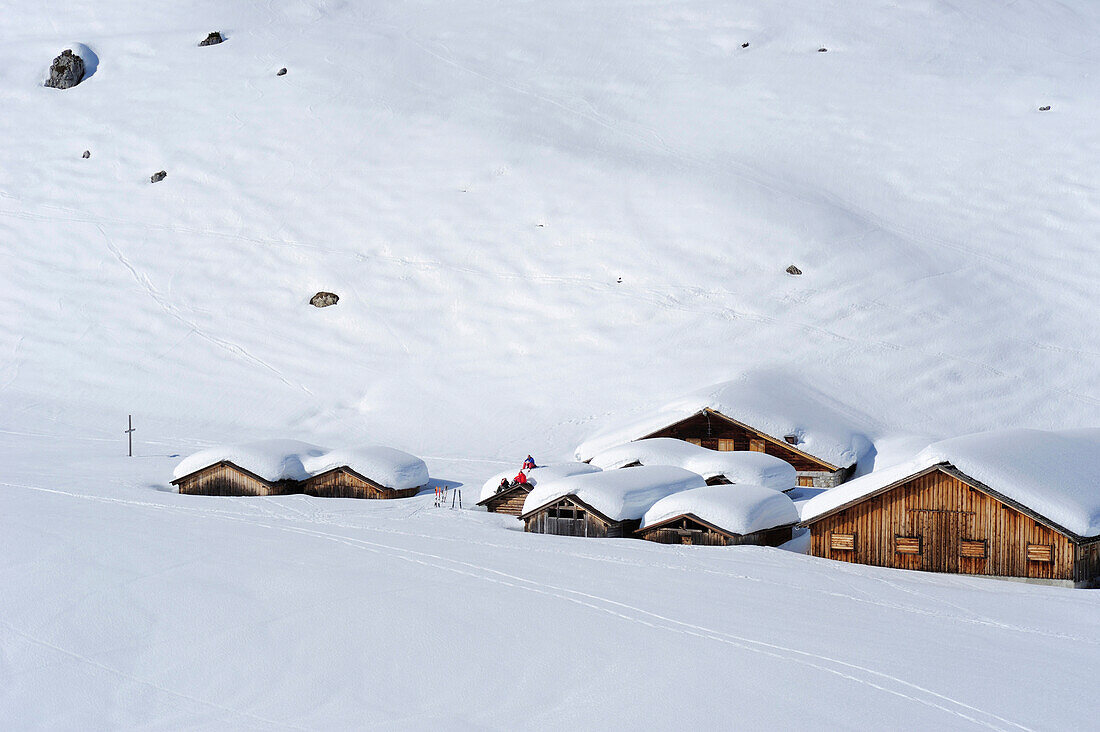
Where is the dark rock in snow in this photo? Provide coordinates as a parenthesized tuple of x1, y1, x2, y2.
(817, 47, 828, 52)
(1038, 105, 1051, 111)
(45, 49, 85, 89)
(199, 32, 224, 47)
(741, 42, 750, 48)
(310, 292, 339, 308)
(82, 150, 91, 159)
(786, 264, 802, 275)
(277, 67, 287, 76)
(150, 170, 167, 183)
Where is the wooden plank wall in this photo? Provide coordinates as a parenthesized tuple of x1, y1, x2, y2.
(178, 465, 421, 500)
(303, 469, 386, 499)
(523, 498, 635, 538)
(175, 463, 277, 496)
(1075, 542, 1100, 587)
(483, 490, 529, 516)
(808, 469, 1078, 581)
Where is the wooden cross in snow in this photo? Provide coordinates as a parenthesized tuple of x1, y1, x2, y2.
(125, 415, 135, 457)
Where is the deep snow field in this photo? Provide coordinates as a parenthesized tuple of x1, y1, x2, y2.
(2, 0, 1099, 728)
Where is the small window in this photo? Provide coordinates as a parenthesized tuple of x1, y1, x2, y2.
(830, 533, 855, 551)
(797, 476, 815, 488)
(1027, 543, 1053, 563)
(685, 438, 702, 446)
(960, 539, 987, 558)
(895, 536, 922, 555)
(749, 438, 766, 453)
(717, 438, 736, 451)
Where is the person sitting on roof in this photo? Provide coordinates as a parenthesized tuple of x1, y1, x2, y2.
(497, 477, 510, 494)
(523, 454, 537, 470)
(513, 470, 529, 487)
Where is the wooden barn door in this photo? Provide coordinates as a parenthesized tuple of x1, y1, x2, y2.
(919, 511, 969, 574)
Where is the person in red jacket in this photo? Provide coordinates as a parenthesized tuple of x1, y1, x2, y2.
(513, 470, 528, 486)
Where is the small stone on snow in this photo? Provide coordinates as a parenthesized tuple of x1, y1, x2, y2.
(310, 292, 339, 308)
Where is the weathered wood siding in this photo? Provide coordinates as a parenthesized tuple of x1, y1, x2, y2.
(807, 468, 1078, 581)
(523, 497, 636, 538)
(645, 412, 832, 473)
(174, 463, 281, 496)
(481, 488, 529, 516)
(1075, 541, 1100, 587)
(637, 515, 793, 547)
(302, 468, 420, 500)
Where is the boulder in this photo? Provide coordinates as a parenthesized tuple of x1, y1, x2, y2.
(277, 67, 288, 76)
(45, 49, 85, 90)
(786, 264, 802, 275)
(150, 170, 167, 183)
(199, 32, 224, 47)
(310, 292, 339, 308)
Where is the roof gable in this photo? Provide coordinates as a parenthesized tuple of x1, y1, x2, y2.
(520, 494, 617, 525)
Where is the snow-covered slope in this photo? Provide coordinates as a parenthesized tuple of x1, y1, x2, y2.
(2, 440, 1099, 730)
(1, 0, 1098, 460)
(3, 0, 1100, 727)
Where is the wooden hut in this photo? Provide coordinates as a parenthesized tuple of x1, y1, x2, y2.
(520, 465, 707, 538)
(636, 484, 798, 547)
(171, 460, 293, 496)
(476, 484, 531, 516)
(799, 430, 1100, 587)
(523, 494, 635, 537)
(636, 514, 792, 546)
(638, 409, 851, 488)
(574, 374, 873, 489)
(302, 466, 421, 500)
(171, 441, 428, 500)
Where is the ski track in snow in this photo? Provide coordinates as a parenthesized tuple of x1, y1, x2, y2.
(0, 478, 1064, 730)
(95, 224, 313, 396)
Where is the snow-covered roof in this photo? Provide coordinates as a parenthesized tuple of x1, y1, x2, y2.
(173, 441, 429, 489)
(301, 446, 428, 490)
(521, 465, 706, 522)
(800, 428, 1100, 539)
(172, 439, 326, 483)
(575, 372, 875, 470)
(589, 438, 796, 491)
(479, 462, 602, 501)
(641, 483, 799, 535)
